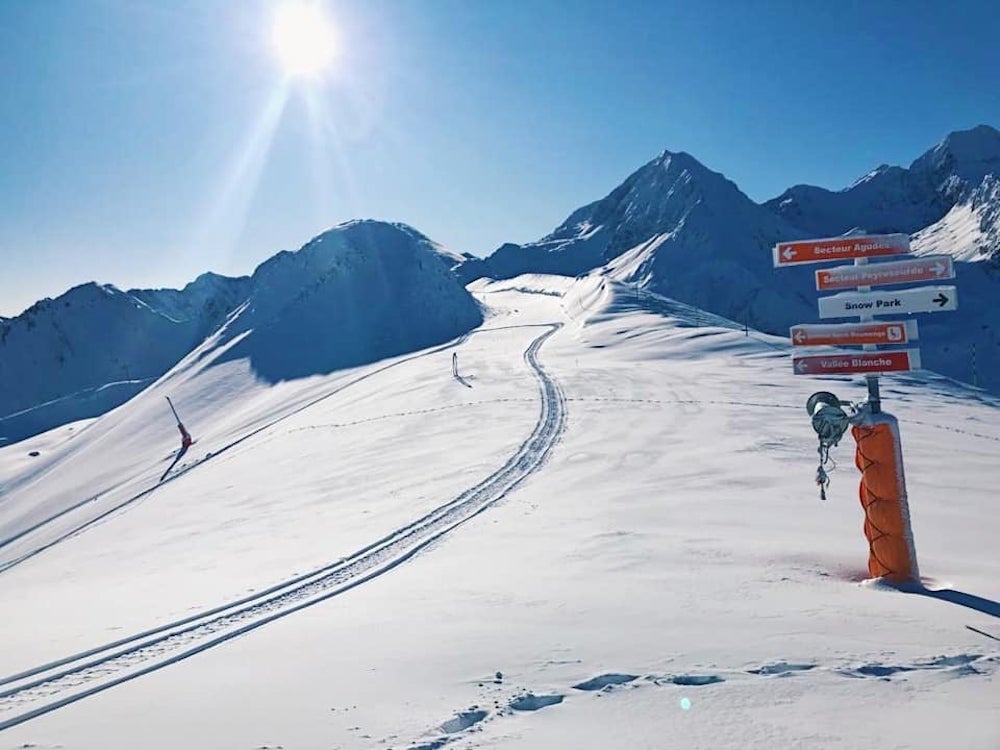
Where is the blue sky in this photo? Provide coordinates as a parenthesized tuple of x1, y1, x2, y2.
(2, 0, 998, 316)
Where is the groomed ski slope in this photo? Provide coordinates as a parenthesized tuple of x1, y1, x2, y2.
(0, 275, 997, 749)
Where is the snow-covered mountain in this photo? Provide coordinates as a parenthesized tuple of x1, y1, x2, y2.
(202, 220, 483, 382)
(912, 174, 1000, 263)
(0, 275, 250, 443)
(458, 150, 817, 331)
(1, 221, 478, 444)
(765, 125, 1000, 237)
(130, 272, 252, 326)
(458, 126, 1000, 393)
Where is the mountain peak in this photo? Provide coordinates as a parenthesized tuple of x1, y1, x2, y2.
(933, 124, 1000, 158)
(910, 124, 1000, 188)
(850, 163, 899, 188)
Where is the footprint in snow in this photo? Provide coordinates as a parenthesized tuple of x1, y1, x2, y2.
(509, 693, 565, 711)
(572, 673, 638, 691)
(747, 662, 817, 677)
(842, 653, 987, 680)
(669, 674, 725, 687)
(440, 709, 488, 734)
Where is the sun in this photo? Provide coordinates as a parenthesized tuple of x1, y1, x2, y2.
(270, 2, 336, 78)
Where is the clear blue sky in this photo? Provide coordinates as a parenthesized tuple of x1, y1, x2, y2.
(2, 0, 998, 316)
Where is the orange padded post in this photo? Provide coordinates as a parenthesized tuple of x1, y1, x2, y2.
(852, 412, 919, 583)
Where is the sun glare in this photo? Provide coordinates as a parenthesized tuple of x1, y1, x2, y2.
(271, 2, 336, 78)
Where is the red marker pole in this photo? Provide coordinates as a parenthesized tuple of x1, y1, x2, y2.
(854, 257, 882, 412)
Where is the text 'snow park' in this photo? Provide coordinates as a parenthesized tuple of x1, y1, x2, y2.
(817, 285, 958, 319)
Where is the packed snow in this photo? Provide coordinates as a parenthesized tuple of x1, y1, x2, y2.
(0, 275, 996, 749)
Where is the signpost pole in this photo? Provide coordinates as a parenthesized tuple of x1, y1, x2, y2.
(854, 257, 881, 414)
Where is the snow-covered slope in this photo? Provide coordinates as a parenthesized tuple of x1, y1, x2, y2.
(0, 278, 996, 749)
(765, 125, 1000, 237)
(913, 174, 1000, 262)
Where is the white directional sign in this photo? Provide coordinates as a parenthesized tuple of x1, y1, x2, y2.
(817, 285, 958, 319)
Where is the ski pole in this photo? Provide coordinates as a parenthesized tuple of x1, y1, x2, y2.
(166, 396, 181, 424)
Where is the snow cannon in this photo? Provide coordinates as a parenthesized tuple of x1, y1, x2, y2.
(805, 391, 919, 584)
(807, 391, 850, 450)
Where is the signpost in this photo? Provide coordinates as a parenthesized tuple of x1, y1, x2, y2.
(790, 321, 917, 347)
(817, 285, 958, 319)
(815, 255, 953, 291)
(773, 233, 910, 267)
(774, 231, 959, 407)
(776, 232, 958, 583)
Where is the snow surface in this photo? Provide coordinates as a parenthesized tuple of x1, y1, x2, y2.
(0, 276, 996, 749)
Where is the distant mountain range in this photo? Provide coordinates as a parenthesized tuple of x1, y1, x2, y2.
(0, 222, 478, 443)
(458, 124, 1000, 393)
(2, 126, 998, 444)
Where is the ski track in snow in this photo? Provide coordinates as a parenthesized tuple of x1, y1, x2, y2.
(0, 323, 567, 732)
(0, 324, 556, 574)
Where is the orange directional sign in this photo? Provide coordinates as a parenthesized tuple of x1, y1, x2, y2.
(793, 349, 920, 376)
(773, 233, 910, 267)
(790, 321, 918, 347)
(815, 255, 954, 291)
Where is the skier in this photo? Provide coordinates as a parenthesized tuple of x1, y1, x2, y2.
(452, 351, 458, 377)
(166, 396, 194, 452)
(177, 421, 194, 451)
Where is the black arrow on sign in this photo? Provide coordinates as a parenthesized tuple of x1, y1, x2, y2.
(932, 293, 949, 307)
